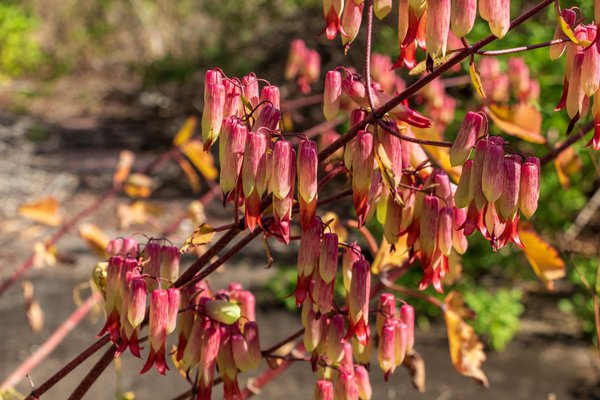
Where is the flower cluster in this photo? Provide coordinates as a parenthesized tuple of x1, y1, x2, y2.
(320, 0, 512, 68)
(285, 39, 321, 93)
(94, 238, 260, 399)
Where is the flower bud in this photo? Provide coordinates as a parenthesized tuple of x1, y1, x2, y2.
(376, 293, 396, 336)
(438, 206, 453, 256)
(260, 85, 281, 111)
(348, 259, 371, 344)
(394, 321, 408, 366)
(319, 233, 339, 284)
(198, 325, 221, 399)
(420, 195, 440, 261)
(384, 194, 403, 245)
(354, 365, 373, 400)
(127, 274, 146, 328)
(455, 160, 473, 209)
(452, 207, 469, 254)
(204, 69, 222, 100)
(567, 52, 586, 119)
(298, 216, 322, 278)
(298, 140, 319, 203)
(303, 301, 326, 352)
(204, 299, 241, 325)
(481, 138, 505, 203)
(286, 39, 306, 80)
(480, 0, 510, 38)
(324, 70, 343, 121)
(374, 0, 392, 20)
(242, 131, 268, 198)
(334, 370, 359, 400)
(253, 104, 281, 133)
(469, 139, 489, 211)
(230, 289, 256, 324)
(351, 335, 373, 365)
(201, 82, 225, 149)
(325, 314, 346, 365)
(519, 157, 540, 219)
(160, 246, 180, 286)
(165, 287, 180, 335)
(497, 156, 521, 221)
(243, 321, 261, 370)
(342, 242, 361, 292)
(271, 141, 295, 199)
(223, 78, 242, 118)
(582, 27, 600, 97)
(216, 326, 237, 381)
(450, 112, 483, 167)
(140, 289, 169, 374)
(242, 73, 259, 109)
(341, 0, 364, 46)
(312, 273, 335, 315)
(352, 130, 374, 227)
(426, 0, 451, 58)
(400, 304, 415, 351)
(106, 238, 123, 257)
(451, 0, 476, 37)
(315, 380, 334, 400)
(219, 116, 248, 197)
(378, 321, 396, 379)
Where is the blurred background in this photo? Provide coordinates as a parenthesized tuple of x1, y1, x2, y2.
(1, 0, 600, 399)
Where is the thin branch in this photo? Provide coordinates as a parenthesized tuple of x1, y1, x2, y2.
(364, 0, 377, 112)
(476, 38, 571, 56)
(1, 294, 101, 391)
(377, 120, 453, 147)
(381, 276, 445, 309)
(66, 345, 116, 400)
(26, 336, 111, 400)
(281, 94, 323, 112)
(261, 328, 305, 356)
(346, 220, 379, 257)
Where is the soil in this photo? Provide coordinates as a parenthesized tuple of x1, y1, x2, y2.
(1, 90, 600, 400)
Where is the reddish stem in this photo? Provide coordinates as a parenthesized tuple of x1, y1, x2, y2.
(66, 345, 116, 400)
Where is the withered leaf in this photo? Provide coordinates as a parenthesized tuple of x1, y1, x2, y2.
(22, 281, 44, 333)
(113, 150, 135, 188)
(180, 223, 216, 254)
(403, 350, 426, 393)
(444, 291, 489, 387)
(18, 197, 62, 226)
(173, 116, 198, 147)
(123, 173, 153, 198)
(487, 104, 545, 144)
(79, 224, 109, 258)
(518, 222, 565, 290)
(181, 139, 218, 181)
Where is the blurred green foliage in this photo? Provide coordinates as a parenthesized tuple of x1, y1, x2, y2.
(0, 3, 43, 77)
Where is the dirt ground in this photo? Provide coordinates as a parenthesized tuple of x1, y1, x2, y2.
(1, 107, 600, 399)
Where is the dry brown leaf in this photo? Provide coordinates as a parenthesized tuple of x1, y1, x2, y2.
(79, 224, 110, 258)
(181, 139, 218, 181)
(444, 291, 489, 387)
(117, 201, 161, 230)
(33, 241, 57, 269)
(518, 222, 565, 290)
(403, 350, 426, 393)
(22, 281, 44, 333)
(487, 104, 545, 144)
(113, 150, 135, 188)
(173, 116, 198, 147)
(180, 223, 216, 254)
(18, 197, 62, 226)
(123, 173, 153, 198)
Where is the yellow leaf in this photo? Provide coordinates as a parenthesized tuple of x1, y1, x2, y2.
(412, 127, 462, 182)
(371, 235, 409, 274)
(403, 350, 426, 393)
(487, 104, 545, 144)
(518, 222, 565, 290)
(322, 211, 348, 242)
(181, 139, 218, 181)
(173, 116, 198, 147)
(409, 53, 456, 76)
(469, 60, 486, 99)
(444, 291, 489, 387)
(33, 242, 57, 268)
(123, 173, 153, 198)
(176, 157, 201, 193)
(554, 142, 581, 189)
(79, 224, 110, 258)
(18, 197, 62, 226)
(113, 150, 135, 188)
(180, 223, 216, 254)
